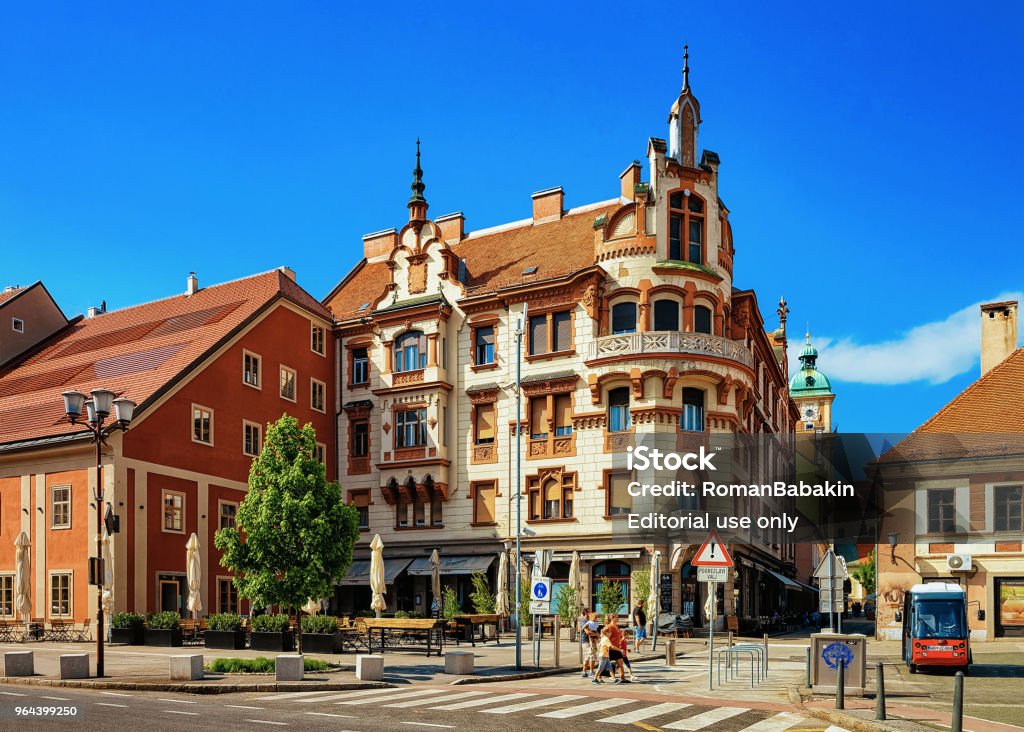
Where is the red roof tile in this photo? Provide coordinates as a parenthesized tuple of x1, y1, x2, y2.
(0, 269, 328, 447)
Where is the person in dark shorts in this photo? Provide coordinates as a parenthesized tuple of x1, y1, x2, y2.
(632, 598, 647, 652)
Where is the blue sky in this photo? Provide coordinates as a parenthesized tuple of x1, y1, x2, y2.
(2, 2, 1022, 433)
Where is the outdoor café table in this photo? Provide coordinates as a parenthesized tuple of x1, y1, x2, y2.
(45, 619, 75, 642)
(361, 618, 446, 657)
(451, 613, 501, 646)
(0, 620, 25, 643)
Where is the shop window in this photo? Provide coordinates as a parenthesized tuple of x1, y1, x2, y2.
(0, 575, 12, 617)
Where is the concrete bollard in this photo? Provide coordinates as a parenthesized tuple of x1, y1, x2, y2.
(876, 661, 886, 721)
(4, 651, 34, 677)
(356, 654, 384, 681)
(275, 654, 304, 682)
(665, 639, 677, 666)
(445, 650, 474, 675)
(59, 653, 90, 680)
(169, 654, 204, 681)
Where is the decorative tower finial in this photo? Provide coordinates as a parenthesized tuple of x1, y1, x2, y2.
(777, 296, 789, 326)
(682, 43, 690, 92)
(408, 137, 428, 221)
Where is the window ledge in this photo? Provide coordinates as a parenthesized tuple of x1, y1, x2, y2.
(470, 521, 499, 527)
(394, 524, 445, 531)
(348, 381, 370, 389)
(526, 517, 577, 524)
(525, 349, 576, 363)
(471, 362, 499, 372)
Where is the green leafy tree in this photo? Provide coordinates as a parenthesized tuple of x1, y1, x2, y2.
(853, 548, 877, 598)
(518, 575, 532, 629)
(554, 584, 577, 629)
(596, 580, 625, 616)
(214, 415, 360, 654)
(631, 568, 651, 607)
(441, 586, 462, 620)
(469, 571, 496, 614)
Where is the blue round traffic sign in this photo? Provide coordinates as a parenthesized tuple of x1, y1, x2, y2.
(533, 582, 547, 599)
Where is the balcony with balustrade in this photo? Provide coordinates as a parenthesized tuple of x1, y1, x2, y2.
(586, 331, 753, 369)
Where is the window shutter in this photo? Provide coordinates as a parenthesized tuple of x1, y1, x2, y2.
(555, 394, 572, 431)
(544, 479, 560, 503)
(609, 472, 631, 513)
(529, 315, 548, 354)
(476, 403, 495, 442)
(475, 483, 495, 523)
(553, 311, 572, 350)
(530, 397, 549, 437)
(353, 492, 369, 508)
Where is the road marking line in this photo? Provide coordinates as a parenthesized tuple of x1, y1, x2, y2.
(824, 726, 852, 732)
(40, 696, 71, 701)
(338, 688, 449, 705)
(100, 691, 133, 697)
(164, 710, 200, 716)
(401, 724, 454, 729)
(224, 705, 265, 710)
(257, 690, 350, 701)
(599, 702, 692, 724)
(0, 691, 26, 696)
(384, 690, 486, 708)
(289, 688, 402, 703)
(429, 692, 534, 711)
(95, 702, 128, 708)
(663, 706, 748, 730)
(539, 699, 637, 718)
(245, 721, 288, 726)
(157, 698, 198, 704)
(305, 712, 356, 719)
(483, 694, 586, 714)
(734, 712, 807, 732)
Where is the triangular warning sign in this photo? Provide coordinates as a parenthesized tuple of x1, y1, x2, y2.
(691, 530, 734, 567)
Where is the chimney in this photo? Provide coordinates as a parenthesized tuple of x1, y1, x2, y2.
(436, 212, 465, 243)
(981, 300, 1018, 375)
(186, 272, 199, 296)
(619, 162, 642, 200)
(362, 228, 398, 263)
(531, 187, 564, 224)
(278, 266, 296, 281)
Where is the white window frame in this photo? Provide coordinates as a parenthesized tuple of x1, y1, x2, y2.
(49, 571, 73, 617)
(162, 489, 185, 534)
(191, 403, 214, 446)
(243, 420, 262, 457)
(311, 323, 326, 356)
(0, 574, 14, 617)
(314, 442, 326, 466)
(51, 485, 71, 529)
(310, 378, 326, 413)
(242, 349, 262, 390)
(12, 317, 24, 333)
(280, 365, 297, 402)
(218, 500, 238, 530)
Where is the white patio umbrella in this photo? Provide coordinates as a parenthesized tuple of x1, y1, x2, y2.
(495, 551, 509, 618)
(302, 598, 322, 615)
(185, 532, 202, 618)
(429, 548, 442, 608)
(649, 551, 661, 649)
(370, 534, 387, 617)
(14, 531, 31, 628)
(101, 531, 114, 614)
(568, 550, 581, 661)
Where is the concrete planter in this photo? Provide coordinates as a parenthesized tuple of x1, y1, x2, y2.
(250, 631, 294, 652)
(300, 632, 342, 654)
(205, 629, 246, 650)
(111, 627, 145, 645)
(144, 628, 183, 647)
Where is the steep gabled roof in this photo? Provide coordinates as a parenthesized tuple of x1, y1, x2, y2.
(0, 268, 329, 449)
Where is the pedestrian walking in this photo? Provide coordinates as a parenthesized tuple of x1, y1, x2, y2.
(632, 598, 647, 652)
(604, 613, 628, 683)
(592, 626, 614, 685)
(579, 607, 599, 678)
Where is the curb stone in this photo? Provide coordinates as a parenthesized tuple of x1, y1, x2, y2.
(0, 677, 392, 694)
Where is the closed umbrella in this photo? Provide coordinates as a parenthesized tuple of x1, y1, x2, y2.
(495, 551, 509, 617)
(302, 598, 321, 615)
(429, 548, 442, 609)
(101, 532, 114, 614)
(649, 551, 661, 649)
(14, 532, 31, 629)
(568, 550, 581, 616)
(370, 534, 387, 617)
(185, 532, 202, 618)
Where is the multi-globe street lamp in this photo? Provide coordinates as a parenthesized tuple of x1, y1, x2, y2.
(61, 388, 135, 678)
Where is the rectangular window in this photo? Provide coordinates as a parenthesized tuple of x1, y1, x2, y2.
(310, 378, 326, 412)
(51, 486, 71, 528)
(50, 573, 72, 617)
(681, 388, 705, 432)
(607, 471, 633, 517)
(474, 326, 495, 365)
(395, 408, 428, 448)
(554, 394, 573, 436)
(688, 219, 702, 263)
(0, 575, 13, 616)
(473, 482, 496, 525)
(431, 492, 443, 526)
(528, 311, 572, 354)
(395, 498, 408, 528)
(552, 311, 572, 352)
(442, 405, 448, 447)
(311, 323, 326, 355)
(243, 351, 261, 388)
(352, 420, 369, 457)
(314, 442, 326, 465)
(413, 497, 426, 527)
(162, 490, 184, 533)
(653, 300, 679, 331)
(474, 403, 496, 445)
(669, 214, 682, 261)
(219, 502, 237, 530)
(218, 578, 238, 614)
(528, 315, 548, 355)
(927, 488, 956, 534)
(351, 490, 370, 529)
(192, 405, 213, 445)
(351, 348, 369, 385)
(280, 365, 296, 401)
(243, 420, 262, 457)
(12, 318, 24, 333)
(528, 473, 575, 521)
(995, 485, 1023, 532)
(530, 397, 549, 439)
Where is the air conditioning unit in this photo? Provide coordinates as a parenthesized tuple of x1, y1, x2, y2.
(947, 553, 972, 572)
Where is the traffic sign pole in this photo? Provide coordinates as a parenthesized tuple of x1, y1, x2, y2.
(708, 581, 715, 691)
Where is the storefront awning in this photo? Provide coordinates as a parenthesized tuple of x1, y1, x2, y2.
(763, 568, 809, 592)
(407, 555, 495, 576)
(339, 558, 412, 586)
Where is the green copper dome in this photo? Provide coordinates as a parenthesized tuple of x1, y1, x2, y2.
(790, 333, 833, 396)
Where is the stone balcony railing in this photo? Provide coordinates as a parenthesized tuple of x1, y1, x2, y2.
(587, 331, 753, 368)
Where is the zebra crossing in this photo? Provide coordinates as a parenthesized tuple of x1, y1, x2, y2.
(253, 687, 844, 731)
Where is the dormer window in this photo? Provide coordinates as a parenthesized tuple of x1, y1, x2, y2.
(394, 331, 426, 372)
(668, 191, 705, 264)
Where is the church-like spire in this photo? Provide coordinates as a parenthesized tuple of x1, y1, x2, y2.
(408, 138, 428, 221)
(668, 44, 701, 166)
(682, 43, 690, 93)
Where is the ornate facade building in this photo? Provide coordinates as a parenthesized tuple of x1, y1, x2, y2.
(325, 55, 802, 621)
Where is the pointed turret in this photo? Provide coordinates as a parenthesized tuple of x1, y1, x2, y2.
(408, 138, 428, 222)
(668, 44, 702, 166)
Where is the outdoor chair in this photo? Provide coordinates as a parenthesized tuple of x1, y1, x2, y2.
(71, 618, 92, 642)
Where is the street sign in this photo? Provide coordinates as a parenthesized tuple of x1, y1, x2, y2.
(813, 548, 848, 579)
(530, 600, 551, 615)
(836, 555, 848, 579)
(692, 530, 734, 567)
(530, 577, 552, 603)
(819, 599, 840, 614)
(697, 566, 729, 583)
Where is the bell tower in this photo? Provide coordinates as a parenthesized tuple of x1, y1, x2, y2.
(789, 332, 836, 432)
(668, 45, 701, 167)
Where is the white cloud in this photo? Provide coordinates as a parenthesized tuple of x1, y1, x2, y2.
(793, 292, 1023, 385)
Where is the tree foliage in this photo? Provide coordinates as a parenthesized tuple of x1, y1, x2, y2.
(469, 571, 496, 614)
(554, 584, 577, 628)
(214, 415, 360, 653)
(441, 586, 462, 620)
(853, 548, 877, 597)
(596, 580, 625, 616)
(631, 568, 651, 606)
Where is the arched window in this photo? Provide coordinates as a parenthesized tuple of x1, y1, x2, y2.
(611, 302, 637, 335)
(681, 387, 705, 432)
(668, 191, 705, 264)
(653, 299, 680, 331)
(607, 387, 631, 432)
(694, 305, 712, 334)
(394, 331, 426, 372)
(592, 560, 631, 615)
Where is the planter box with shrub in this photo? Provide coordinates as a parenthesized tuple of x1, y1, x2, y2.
(300, 614, 341, 654)
(145, 611, 183, 647)
(250, 613, 293, 652)
(110, 612, 145, 645)
(205, 613, 246, 650)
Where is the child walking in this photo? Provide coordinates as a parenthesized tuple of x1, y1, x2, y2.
(592, 626, 614, 684)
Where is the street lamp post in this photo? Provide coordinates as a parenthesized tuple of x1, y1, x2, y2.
(514, 306, 526, 670)
(61, 389, 135, 678)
